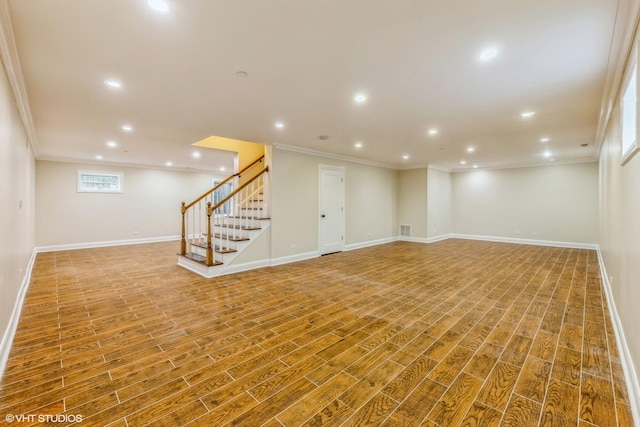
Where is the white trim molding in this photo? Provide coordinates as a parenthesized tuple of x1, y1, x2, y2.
(426, 234, 453, 244)
(596, 0, 640, 153)
(270, 250, 319, 267)
(0, 249, 37, 382)
(272, 143, 396, 170)
(449, 234, 599, 250)
(0, 0, 39, 156)
(35, 235, 181, 253)
(597, 249, 640, 425)
(345, 237, 395, 251)
(427, 164, 452, 173)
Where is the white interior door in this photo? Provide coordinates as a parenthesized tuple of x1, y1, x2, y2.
(319, 166, 345, 255)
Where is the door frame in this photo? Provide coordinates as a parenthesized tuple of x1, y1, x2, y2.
(318, 165, 345, 255)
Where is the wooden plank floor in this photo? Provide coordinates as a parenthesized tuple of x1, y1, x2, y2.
(0, 239, 634, 426)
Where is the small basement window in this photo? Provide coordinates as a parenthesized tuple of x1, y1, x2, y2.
(77, 170, 123, 193)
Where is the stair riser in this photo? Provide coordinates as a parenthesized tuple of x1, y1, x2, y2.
(178, 219, 269, 278)
(190, 245, 237, 257)
(211, 219, 269, 229)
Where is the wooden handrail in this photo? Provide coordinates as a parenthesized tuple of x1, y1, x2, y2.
(238, 155, 265, 177)
(209, 166, 269, 213)
(179, 164, 269, 257)
(181, 155, 264, 212)
(202, 166, 268, 263)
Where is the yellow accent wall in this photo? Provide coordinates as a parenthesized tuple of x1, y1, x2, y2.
(192, 135, 264, 172)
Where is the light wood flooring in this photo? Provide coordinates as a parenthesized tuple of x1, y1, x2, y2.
(0, 239, 634, 426)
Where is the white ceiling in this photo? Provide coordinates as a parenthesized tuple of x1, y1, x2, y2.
(7, 0, 619, 171)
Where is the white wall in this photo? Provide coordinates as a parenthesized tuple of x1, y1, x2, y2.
(452, 162, 599, 245)
(0, 57, 35, 375)
(599, 58, 640, 414)
(36, 160, 228, 247)
(270, 148, 396, 259)
(427, 167, 452, 239)
(396, 168, 428, 238)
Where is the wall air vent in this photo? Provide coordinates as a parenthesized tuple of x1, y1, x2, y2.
(400, 224, 411, 237)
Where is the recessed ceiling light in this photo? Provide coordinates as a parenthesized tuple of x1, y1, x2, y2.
(402, 154, 410, 160)
(543, 150, 552, 158)
(521, 111, 536, 118)
(235, 71, 248, 78)
(354, 142, 363, 149)
(275, 122, 285, 129)
(473, 164, 479, 169)
(122, 125, 133, 132)
(550, 158, 556, 162)
(148, 0, 169, 13)
(166, 161, 173, 167)
(95, 155, 103, 160)
(540, 137, 550, 143)
(428, 128, 438, 136)
(466, 147, 475, 153)
(354, 93, 367, 104)
(479, 47, 498, 62)
(460, 160, 467, 165)
(220, 166, 226, 172)
(104, 79, 122, 89)
(106, 141, 117, 148)
(192, 151, 201, 158)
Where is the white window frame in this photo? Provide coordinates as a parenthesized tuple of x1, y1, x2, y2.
(621, 47, 639, 165)
(212, 178, 234, 215)
(77, 170, 124, 193)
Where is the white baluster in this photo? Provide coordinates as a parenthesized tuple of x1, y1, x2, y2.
(185, 210, 190, 252)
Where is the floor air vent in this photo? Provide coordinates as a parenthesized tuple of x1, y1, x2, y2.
(400, 224, 411, 237)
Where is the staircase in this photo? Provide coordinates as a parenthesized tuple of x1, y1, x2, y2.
(177, 156, 270, 278)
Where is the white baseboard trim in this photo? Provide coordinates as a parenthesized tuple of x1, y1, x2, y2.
(345, 237, 395, 251)
(449, 234, 599, 250)
(396, 236, 430, 244)
(222, 259, 272, 276)
(176, 256, 273, 279)
(395, 234, 453, 244)
(597, 249, 640, 425)
(0, 248, 37, 383)
(426, 234, 454, 243)
(270, 250, 320, 267)
(35, 235, 181, 253)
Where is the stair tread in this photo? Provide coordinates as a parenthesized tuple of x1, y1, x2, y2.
(216, 224, 262, 231)
(213, 233, 250, 242)
(228, 216, 270, 220)
(190, 242, 237, 254)
(182, 253, 223, 266)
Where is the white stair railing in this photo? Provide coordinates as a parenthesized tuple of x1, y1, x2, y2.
(180, 156, 265, 263)
(206, 166, 269, 265)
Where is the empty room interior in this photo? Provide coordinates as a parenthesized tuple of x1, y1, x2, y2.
(1, 0, 640, 426)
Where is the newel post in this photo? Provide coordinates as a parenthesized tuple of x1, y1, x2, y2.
(180, 202, 187, 256)
(206, 202, 214, 266)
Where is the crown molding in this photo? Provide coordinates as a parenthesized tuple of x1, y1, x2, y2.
(451, 157, 598, 173)
(0, 0, 38, 157)
(595, 0, 640, 154)
(36, 155, 230, 175)
(271, 143, 397, 169)
(272, 143, 599, 173)
(427, 164, 452, 173)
